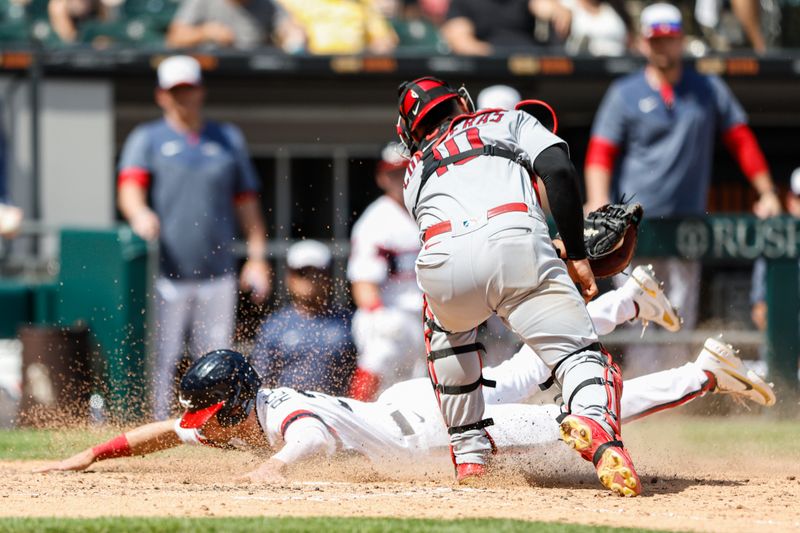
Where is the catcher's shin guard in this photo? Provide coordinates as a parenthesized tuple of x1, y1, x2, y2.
(555, 344, 622, 440)
(423, 298, 496, 466)
(555, 345, 639, 496)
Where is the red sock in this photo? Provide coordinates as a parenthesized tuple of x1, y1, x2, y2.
(348, 368, 381, 401)
(702, 370, 718, 392)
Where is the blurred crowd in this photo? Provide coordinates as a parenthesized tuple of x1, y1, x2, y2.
(0, 0, 789, 54)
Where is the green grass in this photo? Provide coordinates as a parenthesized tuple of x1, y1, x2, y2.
(626, 415, 800, 460)
(0, 517, 679, 533)
(0, 427, 115, 460)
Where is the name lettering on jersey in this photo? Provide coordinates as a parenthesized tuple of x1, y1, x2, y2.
(264, 389, 292, 409)
(452, 111, 505, 134)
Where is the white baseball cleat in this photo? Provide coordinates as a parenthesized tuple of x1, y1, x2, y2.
(695, 336, 776, 407)
(624, 264, 682, 333)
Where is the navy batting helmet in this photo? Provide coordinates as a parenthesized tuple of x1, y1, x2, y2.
(178, 349, 262, 429)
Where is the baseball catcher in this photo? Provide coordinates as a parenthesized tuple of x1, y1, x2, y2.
(397, 76, 639, 495)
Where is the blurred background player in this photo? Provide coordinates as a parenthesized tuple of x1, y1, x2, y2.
(348, 142, 424, 401)
(583, 3, 781, 375)
(749, 167, 800, 379)
(476, 84, 521, 110)
(252, 240, 356, 397)
(117, 55, 271, 420)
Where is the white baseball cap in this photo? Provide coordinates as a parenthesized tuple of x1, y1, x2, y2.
(640, 3, 683, 39)
(287, 240, 332, 270)
(791, 167, 800, 196)
(477, 85, 521, 110)
(157, 55, 202, 90)
(377, 142, 409, 172)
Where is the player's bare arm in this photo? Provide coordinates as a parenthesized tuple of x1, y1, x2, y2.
(235, 196, 272, 303)
(583, 164, 612, 214)
(118, 181, 160, 241)
(34, 419, 181, 473)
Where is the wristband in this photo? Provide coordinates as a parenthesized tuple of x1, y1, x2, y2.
(91, 434, 132, 461)
(363, 300, 384, 312)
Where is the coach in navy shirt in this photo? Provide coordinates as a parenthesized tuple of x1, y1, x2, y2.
(117, 56, 271, 419)
(252, 240, 356, 396)
(583, 4, 781, 374)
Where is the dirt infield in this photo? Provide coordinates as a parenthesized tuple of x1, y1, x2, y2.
(4, 417, 800, 532)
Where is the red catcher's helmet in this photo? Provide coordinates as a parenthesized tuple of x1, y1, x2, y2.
(396, 77, 474, 150)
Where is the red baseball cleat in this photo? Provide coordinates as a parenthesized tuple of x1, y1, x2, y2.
(560, 414, 641, 497)
(455, 462, 486, 485)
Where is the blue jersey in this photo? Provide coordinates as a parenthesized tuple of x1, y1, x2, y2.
(118, 119, 260, 279)
(591, 67, 746, 217)
(251, 304, 357, 397)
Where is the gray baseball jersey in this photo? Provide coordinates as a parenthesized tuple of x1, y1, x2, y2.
(400, 108, 613, 466)
(403, 109, 564, 230)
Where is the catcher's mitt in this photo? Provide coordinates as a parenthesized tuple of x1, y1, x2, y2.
(584, 203, 644, 278)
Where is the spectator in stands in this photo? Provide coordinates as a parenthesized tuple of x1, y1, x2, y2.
(441, 0, 545, 55)
(695, 0, 768, 53)
(584, 3, 781, 374)
(48, 0, 112, 44)
(117, 56, 271, 419)
(252, 240, 356, 396)
(167, 0, 280, 50)
(530, 0, 631, 56)
(274, 0, 397, 55)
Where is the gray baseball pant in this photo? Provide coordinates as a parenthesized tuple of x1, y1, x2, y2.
(417, 210, 621, 465)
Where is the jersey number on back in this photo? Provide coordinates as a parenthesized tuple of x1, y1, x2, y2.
(434, 127, 485, 176)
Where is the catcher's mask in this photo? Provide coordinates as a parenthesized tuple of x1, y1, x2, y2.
(396, 76, 475, 151)
(178, 349, 262, 429)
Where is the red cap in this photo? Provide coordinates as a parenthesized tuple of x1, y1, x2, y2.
(179, 401, 225, 429)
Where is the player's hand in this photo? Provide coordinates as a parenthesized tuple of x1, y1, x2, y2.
(753, 191, 782, 219)
(33, 449, 95, 473)
(203, 22, 235, 46)
(566, 258, 598, 303)
(751, 301, 767, 331)
(130, 208, 160, 241)
(240, 258, 272, 304)
(237, 458, 286, 484)
(0, 204, 23, 238)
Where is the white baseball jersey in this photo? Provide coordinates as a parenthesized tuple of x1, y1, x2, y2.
(171, 359, 712, 464)
(347, 195, 422, 313)
(403, 109, 564, 229)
